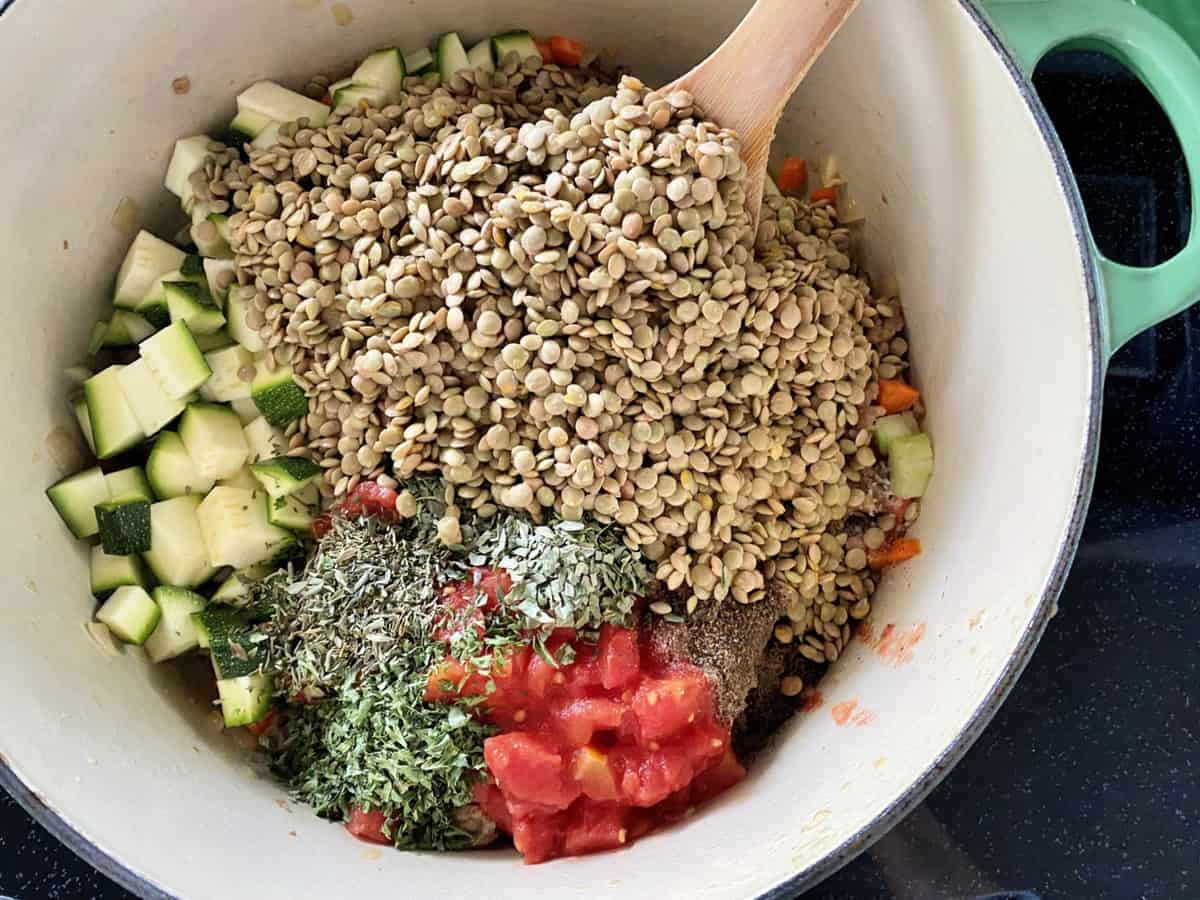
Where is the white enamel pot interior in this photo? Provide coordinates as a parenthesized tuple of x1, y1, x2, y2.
(0, 0, 1101, 897)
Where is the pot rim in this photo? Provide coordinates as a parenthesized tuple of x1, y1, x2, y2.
(0, 1, 1103, 897)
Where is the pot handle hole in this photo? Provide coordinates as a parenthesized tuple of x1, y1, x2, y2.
(983, 0, 1200, 358)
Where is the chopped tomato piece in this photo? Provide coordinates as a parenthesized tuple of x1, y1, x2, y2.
(556, 697, 626, 747)
(597, 624, 640, 690)
(424, 657, 487, 701)
(310, 513, 332, 539)
(341, 481, 399, 520)
(877, 378, 920, 413)
(512, 814, 562, 864)
(572, 747, 619, 801)
(632, 670, 711, 742)
(619, 745, 695, 807)
(810, 185, 839, 204)
(561, 803, 628, 856)
(868, 537, 922, 569)
(549, 35, 585, 67)
(345, 806, 390, 844)
(243, 707, 276, 737)
(484, 733, 580, 810)
(534, 37, 554, 63)
(690, 748, 747, 801)
(319, 91, 332, 105)
(777, 156, 808, 194)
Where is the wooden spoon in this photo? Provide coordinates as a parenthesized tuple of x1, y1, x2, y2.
(662, 0, 860, 222)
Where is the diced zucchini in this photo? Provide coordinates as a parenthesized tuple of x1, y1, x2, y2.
(404, 47, 435, 75)
(140, 320, 212, 399)
(142, 495, 217, 588)
(267, 492, 315, 530)
(72, 397, 96, 454)
(467, 39, 495, 73)
(219, 466, 260, 491)
(224, 285, 264, 353)
(84, 366, 145, 459)
(198, 345, 258, 403)
(144, 586, 207, 663)
(331, 82, 387, 111)
(89, 545, 148, 600)
(192, 604, 247, 649)
(250, 121, 282, 151)
(105, 467, 153, 502)
(164, 135, 212, 208)
(251, 366, 307, 427)
(250, 456, 320, 499)
(874, 412, 919, 455)
(888, 433, 934, 499)
(490, 30, 541, 63)
(237, 81, 329, 127)
(192, 215, 233, 260)
(96, 499, 151, 555)
(165, 280, 226, 335)
(197, 486, 296, 569)
(216, 672, 273, 727)
(88, 321, 108, 355)
(243, 416, 287, 463)
(179, 404, 248, 481)
(116, 358, 186, 436)
(101, 310, 156, 348)
(210, 563, 273, 606)
(194, 330, 235, 352)
(436, 32, 471, 82)
(227, 108, 273, 141)
(203, 258, 238, 306)
(352, 48, 406, 102)
(208, 614, 267, 680)
(46, 466, 109, 538)
(113, 231, 186, 310)
(96, 585, 160, 645)
(230, 396, 260, 425)
(145, 431, 214, 499)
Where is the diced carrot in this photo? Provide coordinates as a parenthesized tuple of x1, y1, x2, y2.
(877, 379, 920, 413)
(549, 36, 585, 67)
(810, 186, 838, 204)
(534, 38, 555, 63)
(777, 156, 808, 194)
(868, 537, 922, 570)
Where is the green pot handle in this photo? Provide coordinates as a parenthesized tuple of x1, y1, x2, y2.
(982, 0, 1200, 358)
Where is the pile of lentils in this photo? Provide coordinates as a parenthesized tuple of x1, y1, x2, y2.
(191, 51, 916, 673)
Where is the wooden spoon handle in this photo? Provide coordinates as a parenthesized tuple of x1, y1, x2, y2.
(666, 0, 859, 166)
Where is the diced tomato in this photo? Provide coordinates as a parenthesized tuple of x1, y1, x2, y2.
(319, 91, 332, 105)
(243, 707, 276, 737)
(524, 654, 559, 700)
(597, 624, 640, 690)
(690, 748, 747, 802)
(341, 481, 399, 520)
(534, 37, 554, 63)
(310, 513, 332, 539)
(549, 35, 585, 67)
(345, 806, 390, 844)
(810, 185, 839, 204)
(632, 670, 711, 743)
(555, 697, 626, 747)
(572, 747, 619, 801)
(424, 657, 488, 702)
(619, 745, 695, 807)
(561, 802, 628, 856)
(472, 782, 513, 833)
(512, 814, 562, 864)
(484, 733, 580, 810)
(777, 156, 808, 194)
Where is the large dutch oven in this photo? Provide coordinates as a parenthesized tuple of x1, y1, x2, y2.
(0, 0, 1197, 897)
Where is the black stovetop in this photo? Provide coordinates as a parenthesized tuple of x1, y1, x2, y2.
(2, 50, 1197, 900)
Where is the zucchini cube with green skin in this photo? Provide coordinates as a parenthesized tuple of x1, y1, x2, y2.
(142, 495, 217, 588)
(101, 310, 156, 348)
(888, 433, 934, 499)
(216, 672, 274, 727)
(96, 500, 151, 555)
(144, 586, 207, 663)
(218, 467, 260, 491)
(202, 258, 237, 307)
(237, 81, 330, 128)
(353, 47, 406, 101)
(113, 230, 186, 310)
(874, 412, 919, 455)
(230, 396, 260, 425)
(436, 32, 470, 82)
(197, 486, 295, 569)
(165, 281, 226, 335)
(194, 330, 235, 353)
(146, 431, 214, 499)
(208, 616, 267, 681)
(267, 492, 315, 531)
(250, 456, 320, 499)
(191, 215, 232, 260)
(224, 286, 264, 352)
(243, 417, 286, 463)
(179, 404, 248, 481)
(251, 366, 307, 427)
(87, 321, 108, 356)
(332, 82, 388, 111)
(210, 563, 274, 606)
(116, 358, 186, 437)
(164, 135, 212, 201)
(46, 466, 110, 538)
(490, 31, 540, 63)
(104, 467, 152, 502)
(140, 320, 212, 400)
(226, 108, 272, 142)
(96, 585, 160, 645)
(72, 397, 96, 454)
(89, 545, 149, 600)
(84, 366, 145, 459)
(404, 46, 435, 75)
(192, 604, 249, 649)
(198, 345, 258, 403)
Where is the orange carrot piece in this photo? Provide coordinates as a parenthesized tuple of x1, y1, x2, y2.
(877, 379, 920, 413)
(549, 35, 585, 67)
(810, 186, 839, 204)
(867, 537, 922, 570)
(777, 156, 808, 194)
(534, 37, 555, 63)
